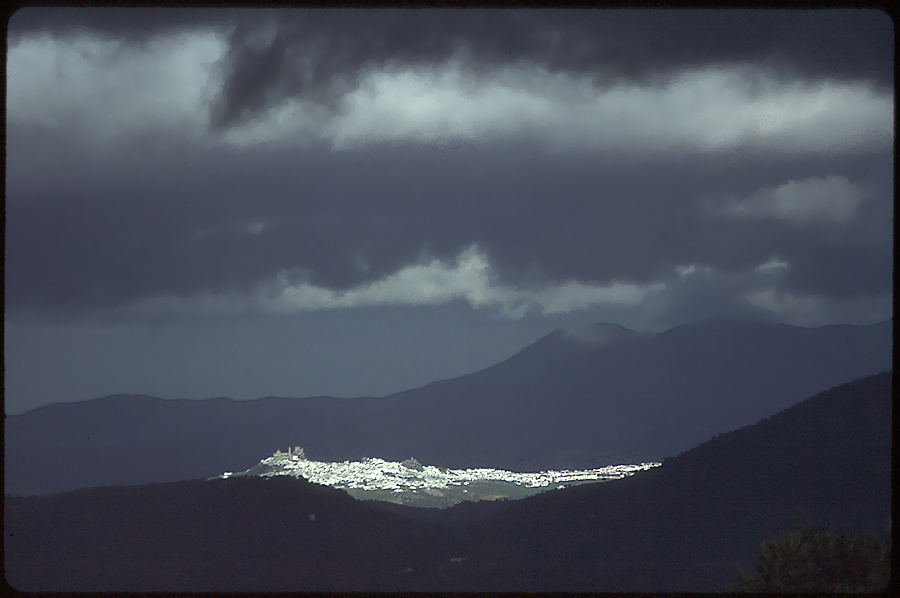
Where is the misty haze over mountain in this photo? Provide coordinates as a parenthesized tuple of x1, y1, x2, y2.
(5, 318, 890, 497)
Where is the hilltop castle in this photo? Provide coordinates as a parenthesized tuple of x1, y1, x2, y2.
(273, 446, 306, 460)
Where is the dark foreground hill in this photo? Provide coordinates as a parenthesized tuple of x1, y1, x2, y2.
(5, 319, 890, 497)
(450, 370, 893, 592)
(4, 475, 471, 592)
(4, 371, 891, 592)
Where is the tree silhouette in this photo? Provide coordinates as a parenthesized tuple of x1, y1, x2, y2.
(731, 519, 891, 592)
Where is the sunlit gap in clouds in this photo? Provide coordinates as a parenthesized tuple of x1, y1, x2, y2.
(8, 28, 892, 171)
(122, 244, 664, 320)
(218, 62, 893, 155)
(114, 241, 883, 329)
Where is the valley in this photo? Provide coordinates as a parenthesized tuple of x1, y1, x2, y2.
(5, 371, 891, 592)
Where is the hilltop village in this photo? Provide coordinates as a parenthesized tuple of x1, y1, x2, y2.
(218, 448, 661, 496)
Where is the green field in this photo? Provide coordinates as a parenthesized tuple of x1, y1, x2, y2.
(342, 478, 597, 509)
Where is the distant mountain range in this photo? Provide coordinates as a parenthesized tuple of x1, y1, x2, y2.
(4, 318, 892, 497)
(5, 371, 891, 592)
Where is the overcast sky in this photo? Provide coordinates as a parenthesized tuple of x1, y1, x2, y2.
(5, 8, 893, 415)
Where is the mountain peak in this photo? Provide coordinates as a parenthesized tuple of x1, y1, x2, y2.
(559, 322, 653, 346)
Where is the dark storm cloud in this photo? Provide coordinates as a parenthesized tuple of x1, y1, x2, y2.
(11, 8, 892, 131)
(4, 136, 893, 321)
(6, 9, 893, 322)
(3, 143, 475, 316)
(209, 8, 894, 130)
(207, 9, 607, 130)
(7, 7, 244, 43)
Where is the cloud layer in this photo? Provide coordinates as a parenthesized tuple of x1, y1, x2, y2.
(6, 8, 893, 329)
(5, 9, 893, 414)
(8, 31, 893, 156)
